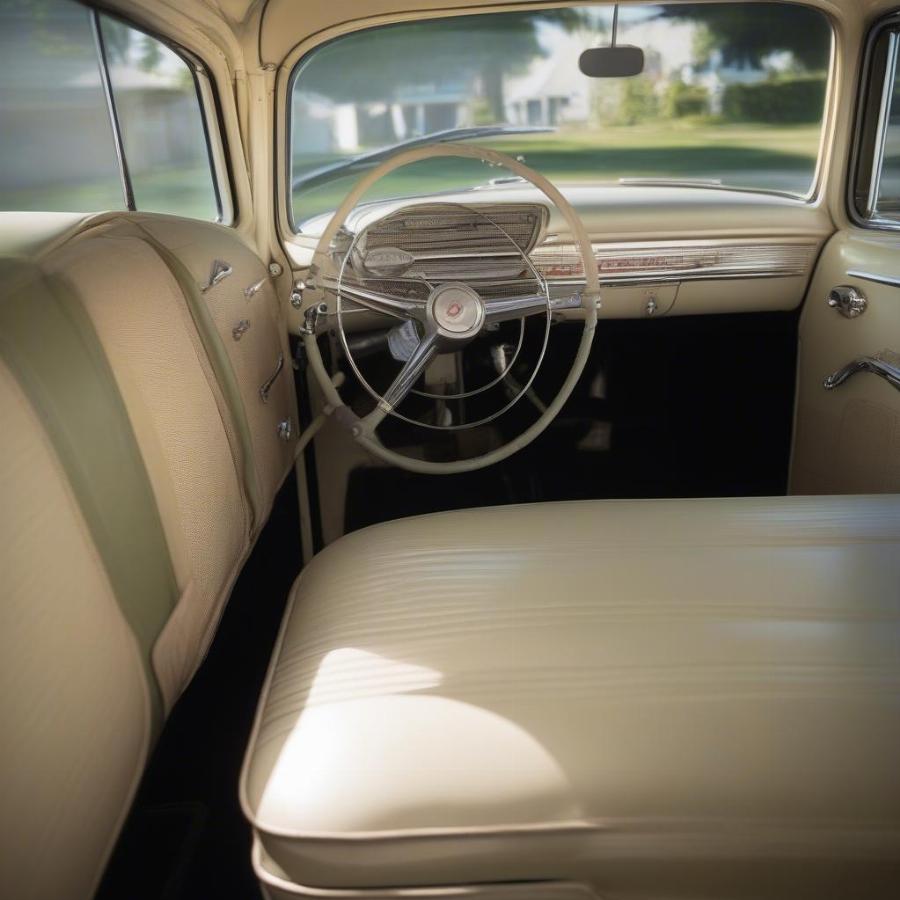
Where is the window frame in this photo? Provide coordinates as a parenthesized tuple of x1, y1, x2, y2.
(282, 2, 838, 236)
(848, 10, 900, 232)
(87, 2, 234, 224)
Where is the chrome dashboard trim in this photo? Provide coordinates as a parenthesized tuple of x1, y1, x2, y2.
(531, 240, 818, 285)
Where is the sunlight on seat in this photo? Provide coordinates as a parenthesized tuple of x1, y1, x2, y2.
(256, 649, 585, 833)
(306, 646, 444, 706)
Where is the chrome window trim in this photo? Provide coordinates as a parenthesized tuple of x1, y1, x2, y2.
(192, 65, 235, 225)
(849, 11, 900, 232)
(90, 9, 135, 211)
(866, 31, 899, 218)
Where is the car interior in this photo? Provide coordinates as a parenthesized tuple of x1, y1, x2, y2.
(1, 0, 900, 898)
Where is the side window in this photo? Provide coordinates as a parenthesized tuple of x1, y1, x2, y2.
(0, 0, 226, 222)
(99, 17, 220, 221)
(853, 20, 900, 227)
(0, 0, 125, 213)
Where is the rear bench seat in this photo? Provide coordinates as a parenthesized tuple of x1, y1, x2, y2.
(0, 211, 296, 899)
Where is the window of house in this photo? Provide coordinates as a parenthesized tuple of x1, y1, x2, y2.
(0, 0, 226, 222)
(853, 17, 900, 228)
(289, 2, 833, 229)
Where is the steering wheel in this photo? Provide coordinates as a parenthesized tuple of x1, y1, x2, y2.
(301, 143, 599, 474)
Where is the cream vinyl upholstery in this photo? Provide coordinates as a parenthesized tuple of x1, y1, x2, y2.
(45, 224, 252, 708)
(131, 214, 297, 530)
(0, 359, 151, 900)
(242, 495, 900, 899)
(0, 210, 296, 899)
(5, 212, 297, 707)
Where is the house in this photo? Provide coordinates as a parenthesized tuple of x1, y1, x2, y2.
(505, 34, 592, 127)
(682, 50, 768, 115)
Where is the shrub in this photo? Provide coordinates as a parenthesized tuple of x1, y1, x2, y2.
(663, 79, 710, 119)
(614, 79, 660, 126)
(722, 77, 826, 124)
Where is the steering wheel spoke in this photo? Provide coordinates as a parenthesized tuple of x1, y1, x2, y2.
(483, 291, 583, 324)
(364, 329, 440, 430)
(483, 293, 546, 323)
(326, 275, 427, 322)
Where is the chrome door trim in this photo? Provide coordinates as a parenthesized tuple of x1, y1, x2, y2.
(847, 269, 900, 290)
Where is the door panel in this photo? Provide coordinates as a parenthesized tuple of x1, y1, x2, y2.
(791, 232, 900, 494)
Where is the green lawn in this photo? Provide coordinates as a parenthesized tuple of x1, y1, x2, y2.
(292, 123, 822, 225)
(1, 123, 823, 224)
(0, 165, 219, 222)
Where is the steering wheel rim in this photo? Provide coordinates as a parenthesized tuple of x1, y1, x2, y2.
(301, 142, 599, 475)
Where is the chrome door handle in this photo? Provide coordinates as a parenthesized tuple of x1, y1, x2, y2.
(259, 353, 284, 404)
(827, 285, 867, 318)
(824, 351, 900, 393)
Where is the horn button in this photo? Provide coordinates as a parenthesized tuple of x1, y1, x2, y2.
(428, 282, 485, 340)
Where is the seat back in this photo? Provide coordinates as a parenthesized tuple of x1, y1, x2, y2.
(128, 214, 296, 527)
(0, 211, 297, 899)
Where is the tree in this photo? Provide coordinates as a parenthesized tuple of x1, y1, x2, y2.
(300, 10, 585, 122)
(615, 78, 660, 125)
(99, 18, 132, 65)
(655, 4, 830, 71)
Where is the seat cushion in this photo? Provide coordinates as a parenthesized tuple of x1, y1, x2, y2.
(241, 496, 900, 898)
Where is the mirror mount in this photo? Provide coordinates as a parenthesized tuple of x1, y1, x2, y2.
(579, 4, 645, 78)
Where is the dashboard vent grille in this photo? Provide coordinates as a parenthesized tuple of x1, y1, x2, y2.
(361, 203, 547, 282)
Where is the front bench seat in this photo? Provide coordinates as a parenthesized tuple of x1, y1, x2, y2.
(242, 496, 900, 900)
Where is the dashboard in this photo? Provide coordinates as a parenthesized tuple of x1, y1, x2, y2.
(287, 183, 832, 327)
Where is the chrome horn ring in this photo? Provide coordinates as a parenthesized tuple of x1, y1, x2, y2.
(333, 202, 551, 431)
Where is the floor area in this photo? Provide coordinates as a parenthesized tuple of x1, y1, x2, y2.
(346, 312, 798, 532)
(97, 475, 302, 900)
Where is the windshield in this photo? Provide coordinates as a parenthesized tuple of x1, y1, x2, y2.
(289, 2, 832, 229)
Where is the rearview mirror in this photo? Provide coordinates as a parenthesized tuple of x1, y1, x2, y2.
(579, 46, 645, 78)
(579, 3, 645, 78)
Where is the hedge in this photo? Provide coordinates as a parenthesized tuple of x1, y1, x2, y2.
(664, 80, 710, 119)
(722, 77, 826, 124)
